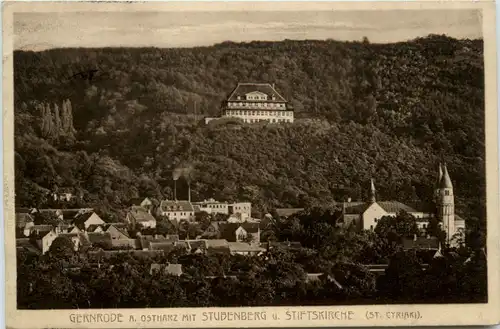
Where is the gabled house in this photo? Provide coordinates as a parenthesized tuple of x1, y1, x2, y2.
(126, 206, 156, 229)
(16, 213, 35, 237)
(102, 223, 130, 240)
(73, 212, 105, 231)
(57, 233, 86, 251)
(186, 240, 206, 254)
(129, 197, 154, 212)
(234, 223, 260, 243)
(203, 222, 261, 243)
(33, 229, 58, 254)
(158, 200, 194, 222)
(228, 242, 266, 256)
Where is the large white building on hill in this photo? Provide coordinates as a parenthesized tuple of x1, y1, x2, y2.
(206, 82, 294, 124)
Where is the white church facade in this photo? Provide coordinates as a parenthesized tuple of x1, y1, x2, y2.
(340, 164, 465, 246)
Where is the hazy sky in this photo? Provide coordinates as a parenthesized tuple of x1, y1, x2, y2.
(14, 9, 482, 51)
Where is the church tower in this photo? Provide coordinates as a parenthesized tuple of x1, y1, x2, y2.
(369, 179, 376, 203)
(437, 163, 455, 245)
(434, 163, 443, 202)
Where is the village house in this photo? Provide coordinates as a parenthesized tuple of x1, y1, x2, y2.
(51, 187, 79, 202)
(33, 228, 58, 254)
(158, 200, 194, 222)
(202, 222, 260, 243)
(228, 242, 266, 256)
(126, 206, 156, 228)
(15, 212, 35, 237)
(72, 211, 106, 230)
(206, 82, 294, 124)
(192, 199, 252, 219)
(129, 197, 154, 213)
(57, 232, 91, 252)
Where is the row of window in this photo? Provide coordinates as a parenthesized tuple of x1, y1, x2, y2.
(226, 110, 292, 117)
(245, 95, 269, 100)
(165, 212, 193, 216)
(227, 102, 285, 109)
(240, 118, 292, 123)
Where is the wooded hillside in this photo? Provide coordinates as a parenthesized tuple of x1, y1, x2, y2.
(13, 35, 485, 237)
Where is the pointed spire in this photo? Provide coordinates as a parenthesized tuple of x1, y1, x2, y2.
(436, 163, 443, 186)
(440, 163, 453, 189)
(370, 179, 376, 203)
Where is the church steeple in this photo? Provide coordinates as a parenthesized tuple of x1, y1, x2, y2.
(440, 163, 453, 189)
(370, 178, 376, 203)
(436, 163, 455, 246)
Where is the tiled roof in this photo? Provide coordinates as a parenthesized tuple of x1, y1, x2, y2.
(16, 207, 35, 214)
(32, 225, 53, 235)
(378, 201, 419, 214)
(160, 200, 194, 212)
(87, 232, 112, 247)
(16, 213, 34, 229)
(187, 240, 206, 251)
(205, 239, 229, 249)
(402, 237, 439, 250)
(263, 241, 302, 250)
(16, 238, 41, 254)
(88, 250, 164, 260)
(343, 202, 369, 215)
(343, 201, 429, 215)
(127, 207, 156, 223)
(305, 273, 343, 289)
(73, 212, 99, 227)
(226, 83, 287, 102)
(228, 242, 265, 253)
(87, 224, 103, 233)
(149, 241, 186, 253)
(129, 198, 149, 206)
(150, 263, 183, 276)
(275, 208, 304, 218)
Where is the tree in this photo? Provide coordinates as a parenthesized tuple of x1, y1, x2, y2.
(48, 236, 75, 259)
(375, 211, 419, 243)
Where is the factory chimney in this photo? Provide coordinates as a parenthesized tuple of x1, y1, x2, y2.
(188, 182, 191, 203)
(173, 179, 177, 201)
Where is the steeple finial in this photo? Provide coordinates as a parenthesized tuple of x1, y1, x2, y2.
(370, 178, 376, 203)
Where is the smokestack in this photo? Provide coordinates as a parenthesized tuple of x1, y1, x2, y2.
(188, 182, 191, 203)
(174, 179, 177, 201)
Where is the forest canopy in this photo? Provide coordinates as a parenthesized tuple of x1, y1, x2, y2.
(14, 35, 485, 233)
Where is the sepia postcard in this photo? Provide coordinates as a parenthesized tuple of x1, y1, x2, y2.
(3, 1, 500, 328)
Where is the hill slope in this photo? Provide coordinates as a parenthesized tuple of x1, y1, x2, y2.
(13, 35, 485, 232)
